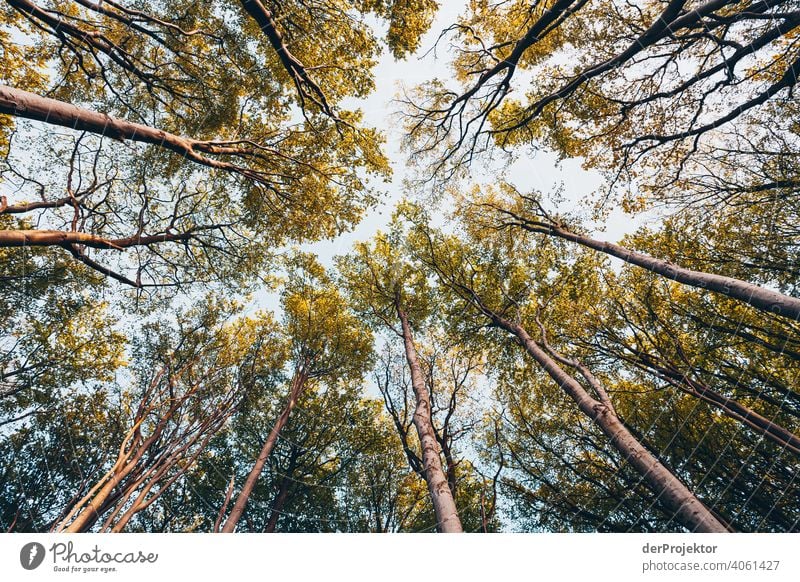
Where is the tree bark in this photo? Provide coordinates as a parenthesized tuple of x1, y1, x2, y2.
(396, 303, 463, 533)
(440, 437, 458, 499)
(491, 313, 728, 532)
(57, 427, 152, 533)
(264, 477, 291, 533)
(0, 229, 194, 249)
(0, 84, 272, 185)
(220, 368, 308, 533)
(514, 219, 800, 321)
(618, 347, 800, 455)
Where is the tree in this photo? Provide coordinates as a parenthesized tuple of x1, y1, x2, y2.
(51, 298, 280, 532)
(0, 0, 444, 287)
(466, 183, 800, 319)
(339, 223, 465, 532)
(455, 184, 800, 450)
(399, 202, 729, 532)
(219, 254, 373, 532)
(406, 0, 800, 201)
(373, 340, 501, 532)
(467, 227, 800, 531)
(2, 0, 798, 536)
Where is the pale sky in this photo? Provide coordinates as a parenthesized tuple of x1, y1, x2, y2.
(313, 0, 650, 258)
(253, 0, 645, 311)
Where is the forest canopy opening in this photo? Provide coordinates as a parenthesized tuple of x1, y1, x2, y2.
(1, 0, 798, 533)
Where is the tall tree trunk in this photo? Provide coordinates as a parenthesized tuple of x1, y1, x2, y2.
(220, 368, 308, 533)
(490, 312, 728, 532)
(619, 347, 800, 455)
(396, 303, 463, 533)
(264, 476, 291, 533)
(0, 229, 194, 249)
(0, 84, 270, 185)
(515, 220, 800, 321)
(56, 419, 161, 533)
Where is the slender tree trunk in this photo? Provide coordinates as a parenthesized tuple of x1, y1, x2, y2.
(623, 349, 800, 455)
(396, 303, 463, 533)
(522, 222, 800, 321)
(60, 453, 141, 533)
(264, 477, 291, 533)
(492, 313, 728, 532)
(220, 369, 308, 533)
(56, 421, 158, 533)
(441, 439, 458, 499)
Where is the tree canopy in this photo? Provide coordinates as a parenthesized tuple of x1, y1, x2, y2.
(1, 0, 798, 533)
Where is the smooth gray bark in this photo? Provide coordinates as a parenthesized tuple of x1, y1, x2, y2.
(396, 304, 463, 533)
(493, 313, 728, 532)
(516, 219, 800, 321)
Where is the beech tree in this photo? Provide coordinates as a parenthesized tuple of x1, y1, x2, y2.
(0, 0, 442, 287)
(472, 227, 800, 531)
(466, 182, 800, 319)
(407, 0, 800, 198)
(51, 298, 282, 532)
(219, 254, 373, 532)
(2, 0, 798, 535)
(373, 340, 501, 532)
(393, 203, 729, 532)
(453, 184, 800, 448)
(339, 224, 465, 532)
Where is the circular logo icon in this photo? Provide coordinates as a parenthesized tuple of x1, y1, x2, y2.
(20, 542, 46, 570)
